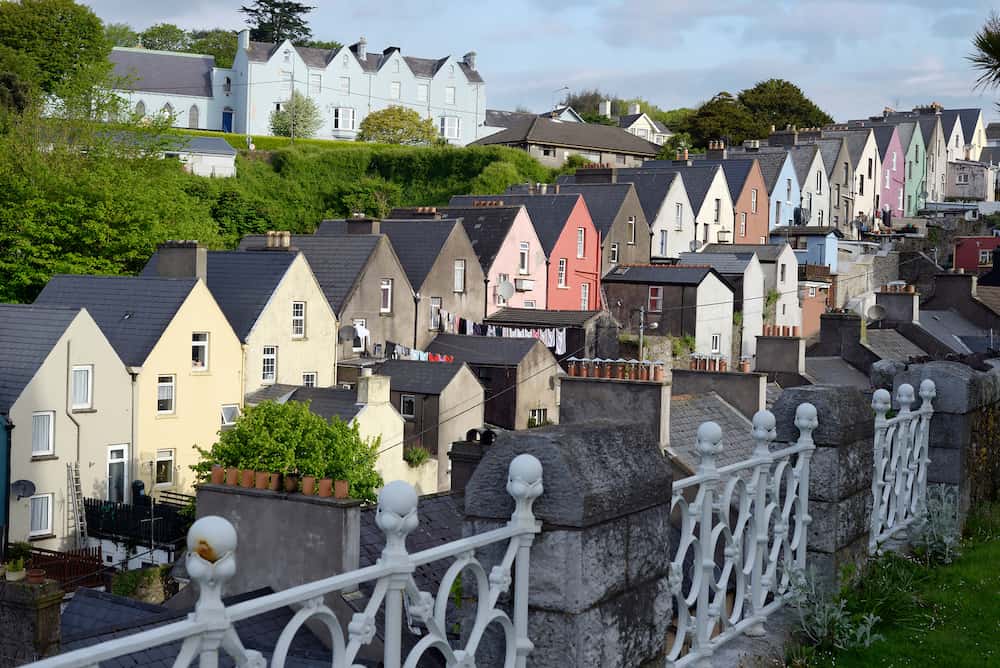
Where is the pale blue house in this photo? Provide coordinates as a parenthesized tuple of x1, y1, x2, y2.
(769, 226, 843, 273)
(728, 147, 802, 230)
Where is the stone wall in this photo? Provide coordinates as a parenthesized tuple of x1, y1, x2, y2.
(671, 369, 766, 419)
(560, 375, 671, 448)
(0, 580, 62, 665)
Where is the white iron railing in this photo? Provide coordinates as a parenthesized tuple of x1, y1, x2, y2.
(869, 380, 936, 554)
(667, 404, 817, 668)
(28, 454, 544, 668)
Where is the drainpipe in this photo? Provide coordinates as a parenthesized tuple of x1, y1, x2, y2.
(129, 368, 139, 503)
(65, 341, 82, 464)
(483, 276, 490, 319)
(413, 293, 421, 349)
(1, 416, 12, 560)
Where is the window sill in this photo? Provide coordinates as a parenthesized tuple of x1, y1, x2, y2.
(28, 533, 55, 542)
(191, 370, 211, 375)
(291, 337, 308, 342)
(379, 312, 393, 317)
(155, 413, 178, 419)
(71, 408, 97, 414)
(557, 285, 569, 290)
(31, 454, 58, 462)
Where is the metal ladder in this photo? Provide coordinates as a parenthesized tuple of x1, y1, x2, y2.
(66, 463, 88, 548)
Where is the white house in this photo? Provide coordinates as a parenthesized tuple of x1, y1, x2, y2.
(616, 103, 672, 145)
(110, 31, 487, 145)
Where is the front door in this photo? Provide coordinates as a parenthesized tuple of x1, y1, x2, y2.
(221, 110, 234, 133)
(107, 445, 128, 502)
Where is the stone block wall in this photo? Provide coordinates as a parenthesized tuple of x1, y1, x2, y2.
(0, 580, 63, 664)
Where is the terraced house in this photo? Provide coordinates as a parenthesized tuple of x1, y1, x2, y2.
(110, 31, 486, 144)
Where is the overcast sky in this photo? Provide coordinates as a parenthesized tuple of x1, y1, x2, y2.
(86, 0, 999, 121)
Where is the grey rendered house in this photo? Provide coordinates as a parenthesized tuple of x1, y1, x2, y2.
(376, 359, 485, 489)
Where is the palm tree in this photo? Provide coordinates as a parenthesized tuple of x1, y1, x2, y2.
(969, 12, 1000, 91)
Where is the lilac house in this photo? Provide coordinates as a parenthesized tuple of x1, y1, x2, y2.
(871, 125, 906, 225)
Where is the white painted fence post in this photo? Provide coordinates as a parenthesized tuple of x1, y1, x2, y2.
(691, 421, 723, 663)
(374, 481, 420, 668)
(747, 410, 776, 637)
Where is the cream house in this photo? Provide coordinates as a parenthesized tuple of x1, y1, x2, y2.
(1, 305, 132, 550)
(616, 103, 672, 145)
(143, 242, 338, 394)
(35, 273, 244, 496)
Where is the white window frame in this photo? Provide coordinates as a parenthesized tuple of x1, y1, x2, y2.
(107, 445, 128, 502)
(659, 230, 668, 256)
(576, 227, 585, 258)
(740, 213, 747, 237)
(390, 81, 401, 99)
(675, 203, 683, 230)
(352, 318, 367, 352)
(557, 259, 567, 287)
(157, 375, 175, 414)
(580, 282, 590, 310)
(523, 300, 536, 308)
(333, 107, 356, 130)
(958, 173, 970, 185)
(308, 72, 322, 96)
(627, 216, 636, 244)
(454, 259, 466, 293)
(979, 250, 993, 266)
(816, 170, 822, 194)
(440, 116, 461, 139)
(750, 189, 758, 213)
(885, 168, 890, 189)
(445, 86, 456, 105)
(786, 179, 792, 201)
(518, 243, 530, 274)
(393, 59, 401, 73)
(292, 301, 306, 338)
(155, 448, 175, 486)
(648, 286, 663, 312)
(711, 334, 721, 353)
(31, 411, 55, 456)
(221, 404, 241, 426)
(495, 275, 509, 306)
(529, 408, 548, 425)
(339, 76, 350, 93)
(192, 332, 209, 371)
(808, 287, 817, 297)
(380, 279, 393, 313)
(71, 365, 93, 410)
(609, 243, 619, 264)
(713, 199, 721, 223)
(417, 83, 428, 102)
(301, 372, 317, 388)
(29, 493, 53, 537)
(430, 297, 442, 329)
(818, 210, 824, 225)
(400, 395, 416, 418)
(262, 346, 277, 383)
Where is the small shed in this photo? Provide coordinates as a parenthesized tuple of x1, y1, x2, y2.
(483, 308, 619, 363)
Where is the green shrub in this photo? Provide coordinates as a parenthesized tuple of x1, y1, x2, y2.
(403, 446, 430, 467)
(911, 484, 962, 565)
(4, 557, 24, 572)
(787, 567, 884, 653)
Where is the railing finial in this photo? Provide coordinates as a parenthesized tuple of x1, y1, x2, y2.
(872, 388, 892, 422)
(186, 516, 238, 614)
(919, 378, 936, 409)
(507, 453, 544, 525)
(376, 480, 419, 560)
(695, 421, 723, 471)
(751, 409, 776, 457)
(794, 402, 818, 447)
(897, 383, 915, 414)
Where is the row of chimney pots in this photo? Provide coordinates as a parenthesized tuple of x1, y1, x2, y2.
(566, 358, 666, 382)
(208, 465, 350, 499)
(763, 324, 801, 337)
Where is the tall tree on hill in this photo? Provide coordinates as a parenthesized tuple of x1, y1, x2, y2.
(105, 22, 139, 48)
(969, 11, 1000, 98)
(681, 92, 764, 147)
(140, 23, 190, 51)
(240, 0, 315, 43)
(737, 78, 833, 132)
(189, 29, 239, 68)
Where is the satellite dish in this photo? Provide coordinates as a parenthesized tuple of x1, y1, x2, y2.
(11, 480, 36, 500)
(497, 280, 515, 300)
(867, 304, 887, 322)
(337, 325, 357, 342)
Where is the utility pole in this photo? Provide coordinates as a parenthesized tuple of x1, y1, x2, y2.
(638, 305, 646, 362)
(284, 47, 295, 143)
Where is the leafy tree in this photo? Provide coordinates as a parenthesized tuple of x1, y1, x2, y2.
(269, 90, 322, 137)
(737, 79, 833, 132)
(970, 11, 1000, 93)
(140, 23, 190, 51)
(469, 161, 522, 194)
(189, 29, 238, 69)
(579, 112, 617, 126)
(681, 92, 764, 148)
(0, 0, 110, 95)
(326, 177, 402, 218)
(240, 0, 315, 43)
(300, 39, 342, 50)
(656, 132, 696, 160)
(356, 105, 437, 145)
(655, 107, 695, 131)
(193, 400, 383, 502)
(105, 22, 139, 48)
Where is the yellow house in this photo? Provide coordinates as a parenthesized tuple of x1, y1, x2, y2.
(1, 305, 132, 550)
(143, 243, 339, 394)
(35, 273, 244, 495)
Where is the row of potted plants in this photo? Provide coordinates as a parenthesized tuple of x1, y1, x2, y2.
(209, 465, 350, 499)
(2, 558, 46, 584)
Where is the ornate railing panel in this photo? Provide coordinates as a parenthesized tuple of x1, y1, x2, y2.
(667, 404, 817, 667)
(869, 380, 936, 554)
(27, 454, 544, 668)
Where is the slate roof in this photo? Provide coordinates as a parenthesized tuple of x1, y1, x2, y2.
(34, 276, 196, 367)
(168, 136, 237, 156)
(870, 125, 897, 161)
(485, 109, 535, 128)
(377, 359, 467, 395)
(472, 116, 661, 156)
(696, 159, 754, 201)
(245, 383, 299, 405)
(788, 144, 820, 185)
(822, 129, 872, 170)
(110, 48, 214, 97)
(940, 109, 960, 139)
(247, 384, 363, 422)
(979, 147, 1000, 164)
(449, 193, 582, 255)
(541, 183, 636, 236)
(743, 151, 788, 192)
(703, 243, 785, 262)
(864, 329, 928, 361)
(426, 333, 538, 366)
(804, 357, 871, 390)
(916, 117, 939, 148)
(437, 205, 521, 270)
(801, 138, 846, 179)
(975, 285, 1000, 315)
(669, 393, 754, 473)
(919, 309, 985, 353)
(770, 226, 843, 238)
(597, 170, 680, 223)
(987, 122, 1000, 141)
(617, 113, 644, 128)
(0, 305, 80, 414)
(142, 251, 296, 342)
(677, 252, 754, 275)
(895, 122, 917, 153)
(484, 308, 602, 327)
(601, 264, 719, 286)
(617, 165, 718, 213)
(238, 235, 381, 315)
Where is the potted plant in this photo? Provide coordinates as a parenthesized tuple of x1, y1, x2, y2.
(268, 472, 282, 491)
(4, 558, 25, 582)
(26, 568, 46, 584)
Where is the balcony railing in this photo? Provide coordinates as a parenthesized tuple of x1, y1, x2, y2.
(667, 403, 817, 667)
(28, 454, 544, 668)
(869, 380, 936, 554)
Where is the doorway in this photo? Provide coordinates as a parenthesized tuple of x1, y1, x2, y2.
(107, 445, 128, 502)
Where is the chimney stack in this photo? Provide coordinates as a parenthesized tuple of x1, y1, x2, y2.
(346, 216, 380, 235)
(356, 371, 390, 406)
(463, 51, 477, 70)
(706, 139, 727, 160)
(237, 29, 250, 51)
(628, 102, 641, 115)
(448, 428, 495, 495)
(357, 36, 367, 60)
(156, 240, 207, 281)
(876, 284, 920, 324)
(598, 99, 612, 119)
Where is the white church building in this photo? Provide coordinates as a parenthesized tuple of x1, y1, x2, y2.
(110, 30, 487, 145)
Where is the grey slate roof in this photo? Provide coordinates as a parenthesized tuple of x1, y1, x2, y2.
(940, 109, 960, 139)
(770, 225, 843, 238)
(669, 393, 753, 473)
(917, 117, 938, 147)
(142, 251, 296, 342)
(449, 194, 582, 255)
(742, 151, 788, 191)
(677, 252, 754, 275)
(485, 109, 535, 128)
(110, 48, 214, 97)
(539, 183, 635, 236)
(804, 357, 871, 390)
(596, 170, 679, 223)
(919, 309, 985, 353)
(864, 329, 928, 361)
(619, 165, 719, 213)
(377, 359, 468, 395)
(375, 220, 458, 289)
(238, 235, 381, 315)
(696, 159, 754, 201)
(472, 116, 661, 156)
(870, 125, 897, 161)
(822, 129, 872, 170)
(427, 333, 538, 366)
(484, 308, 602, 327)
(703, 243, 785, 262)
(169, 136, 237, 156)
(602, 264, 719, 286)
(34, 275, 196, 367)
(895, 122, 916, 153)
(0, 305, 80, 414)
(437, 205, 521, 271)
(246, 384, 298, 405)
(788, 144, 820, 185)
(247, 384, 364, 422)
(801, 138, 847, 179)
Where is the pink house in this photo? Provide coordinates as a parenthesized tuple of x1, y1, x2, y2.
(872, 125, 906, 224)
(442, 205, 548, 315)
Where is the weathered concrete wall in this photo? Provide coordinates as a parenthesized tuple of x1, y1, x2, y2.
(755, 336, 805, 376)
(0, 580, 62, 665)
(671, 369, 766, 420)
(463, 422, 673, 667)
(560, 375, 671, 448)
